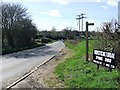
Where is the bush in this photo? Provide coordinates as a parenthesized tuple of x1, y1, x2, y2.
(2, 43, 45, 55)
(41, 38, 52, 44)
(94, 20, 120, 70)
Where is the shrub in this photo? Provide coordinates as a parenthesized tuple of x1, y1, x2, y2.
(41, 38, 52, 44)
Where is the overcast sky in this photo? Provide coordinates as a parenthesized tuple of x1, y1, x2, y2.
(2, 0, 119, 31)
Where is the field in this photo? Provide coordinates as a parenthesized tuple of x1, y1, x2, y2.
(55, 40, 120, 88)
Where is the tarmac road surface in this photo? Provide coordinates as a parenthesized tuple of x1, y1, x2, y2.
(0, 40, 65, 88)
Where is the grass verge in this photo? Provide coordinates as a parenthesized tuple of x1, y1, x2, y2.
(55, 40, 120, 88)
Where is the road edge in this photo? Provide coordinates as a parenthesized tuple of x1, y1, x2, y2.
(5, 46, 65, 90)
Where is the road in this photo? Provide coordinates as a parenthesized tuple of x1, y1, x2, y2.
(0, 41, 65, 88)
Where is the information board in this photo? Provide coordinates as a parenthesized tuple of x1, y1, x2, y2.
(93, 49, 116, 69)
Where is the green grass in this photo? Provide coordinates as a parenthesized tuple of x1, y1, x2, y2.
(55, 40, 120, 88)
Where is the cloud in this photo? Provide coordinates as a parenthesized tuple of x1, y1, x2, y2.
(101, 5, 108, 9)
(3, 0, 68, 3)
(38, 23, 53, 31)
(107, 0, 118, 7)
(96, 0, 118, 7)
(96, 0, 101, 3)
(52, 0, 69, 5)
(42, 9, 62, 17)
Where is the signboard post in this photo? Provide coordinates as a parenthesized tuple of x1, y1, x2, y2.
(93, 49, 116, 71)
(86, 22, 94, 61)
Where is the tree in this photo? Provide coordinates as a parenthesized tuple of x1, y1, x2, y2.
(2, 3, 27, 48)
(95, 20, 120, 70)
(51, 26, 57, 40)
(51, 26, 56, 32)
(2, 3, 37, 48)
(12, 19, 37, 47)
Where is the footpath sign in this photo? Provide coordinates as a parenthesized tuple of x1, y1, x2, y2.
(93, 49, 116, 71)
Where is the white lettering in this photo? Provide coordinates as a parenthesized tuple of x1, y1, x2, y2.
(94, 50, 106, 57)
(94, 50, 98, 55)
(105, 58, 112, 63)
(99, 62, 102, 65)
(106, 52, 115, 59)
(111, 53, 115, 59)
(94, 50, 115, 59)
(111, 65, 115, 68)
(93, 60, 102, 65)
(96, 56, 103, 61)
(93, 60, 98, 63)
(106, 64, 110, 67)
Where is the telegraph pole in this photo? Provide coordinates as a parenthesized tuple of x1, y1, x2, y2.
(76, 13, 87, 38)
(76, 15, 82, 37)
(81, 14, 87, 32)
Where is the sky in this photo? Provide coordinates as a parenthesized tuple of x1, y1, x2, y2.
(2, 0, 119, 31)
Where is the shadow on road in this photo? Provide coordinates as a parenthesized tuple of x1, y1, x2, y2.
(2, 46, 58, 59)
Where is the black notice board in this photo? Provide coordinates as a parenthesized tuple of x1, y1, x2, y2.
(93, 49, 116, 69)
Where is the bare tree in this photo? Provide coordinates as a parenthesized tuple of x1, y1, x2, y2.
(2, 3, 37, 49)
(95, 20, 120, 70)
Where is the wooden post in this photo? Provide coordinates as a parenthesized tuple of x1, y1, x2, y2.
(109, 68, 112, 72)
(86, 22, 89, 61)
(97, 64, 99, 70)
(86, 22, 94, 61)
(109, 64, 112, 72)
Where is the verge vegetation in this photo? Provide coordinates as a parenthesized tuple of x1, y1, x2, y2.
(55, 40, 120, 88)
(94, 20, 120, 70)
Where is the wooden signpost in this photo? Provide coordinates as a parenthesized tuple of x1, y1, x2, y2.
(93, 49, 116, 71)
(86, 22, 94, 61)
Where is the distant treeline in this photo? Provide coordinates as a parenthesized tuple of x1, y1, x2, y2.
(36, 27, 94, 41)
